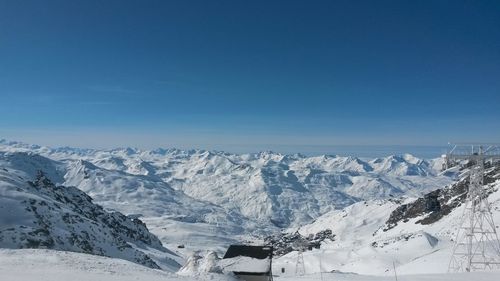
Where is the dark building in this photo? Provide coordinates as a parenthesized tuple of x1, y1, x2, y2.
(222, 245, 273, 281)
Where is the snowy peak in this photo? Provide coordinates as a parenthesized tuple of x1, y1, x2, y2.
(292, 155, 372, 174)
(371, 154, 431, 176)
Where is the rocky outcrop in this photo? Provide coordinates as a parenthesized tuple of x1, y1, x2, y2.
(0, 169, 180, 270)
(265, 229, 335, 256)
(384, 164, 500, 230)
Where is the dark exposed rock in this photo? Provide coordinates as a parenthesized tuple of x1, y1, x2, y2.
(265, 229, 335, 257)
(384, 164, 500, 231)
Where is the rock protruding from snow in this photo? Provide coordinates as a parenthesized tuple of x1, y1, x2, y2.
(265, 229, 335, 256)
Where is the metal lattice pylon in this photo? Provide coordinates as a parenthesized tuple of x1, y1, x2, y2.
(447, 144, 500, 272)
(293, 238, 308, 276)
(295, 250, 305, 276)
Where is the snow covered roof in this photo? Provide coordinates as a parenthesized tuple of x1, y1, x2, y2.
(222, 245, 273, 273)
(220, 256, 271, 273)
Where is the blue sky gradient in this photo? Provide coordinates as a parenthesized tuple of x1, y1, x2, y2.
(1, 0, 499, 153)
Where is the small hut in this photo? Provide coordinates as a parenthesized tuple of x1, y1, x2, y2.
(222, 245, 273, 281)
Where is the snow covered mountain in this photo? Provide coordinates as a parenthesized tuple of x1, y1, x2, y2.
(0, 151, 181, 271)
(0, 140, 452, 230)
(0, 139, 463, 274)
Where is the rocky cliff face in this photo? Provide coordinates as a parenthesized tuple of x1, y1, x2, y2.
(0, 153, 181, 271)
(384, 163, 500, 230)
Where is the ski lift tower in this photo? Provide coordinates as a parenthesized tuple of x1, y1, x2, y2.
(293, 240, 308, 276)
(447, 144, 500, 272)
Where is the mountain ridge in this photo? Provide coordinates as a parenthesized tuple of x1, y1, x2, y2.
(0, 139, 457, 268)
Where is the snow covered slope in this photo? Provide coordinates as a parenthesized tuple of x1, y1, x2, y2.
(272, 164, 500, 276)
(1, 249, 499, 281)
(0, 152, 180, 271)
(0, 249, 236, 281)
(62, 157, 259, 255)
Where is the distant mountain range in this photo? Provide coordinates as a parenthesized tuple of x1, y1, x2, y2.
(4, 139, 494, 275)
(0, 139, 453, 228)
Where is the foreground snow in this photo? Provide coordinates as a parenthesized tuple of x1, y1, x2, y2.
(280, 272, 500, 281)
(1, 249, 499, 281)
(0, 249, 234, 281)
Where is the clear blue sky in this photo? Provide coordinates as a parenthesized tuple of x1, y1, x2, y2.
(0, 0, 499, 152)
